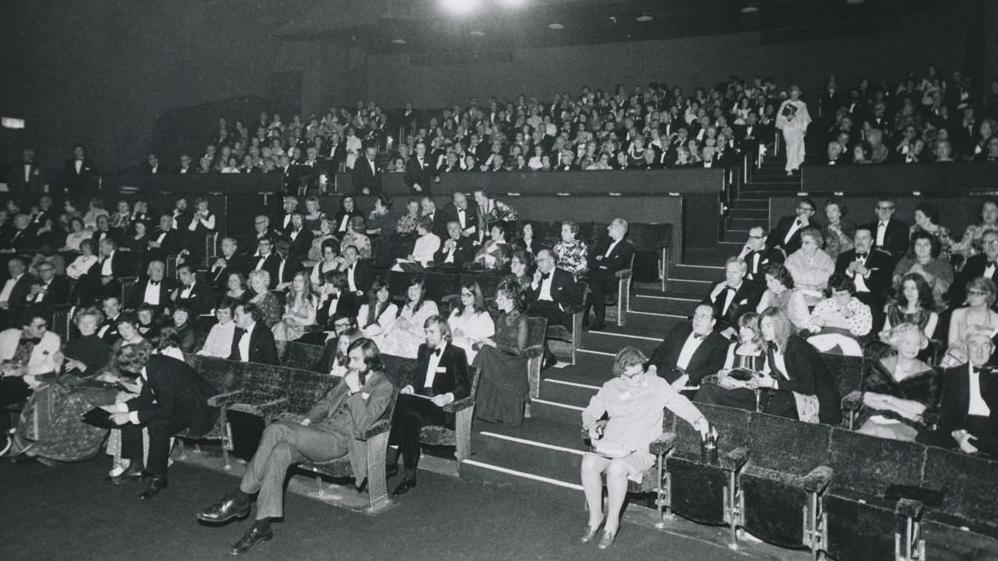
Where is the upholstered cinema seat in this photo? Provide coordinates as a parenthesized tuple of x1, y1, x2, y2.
(174, 355, 252, 468)
(283, 341, 325, 372)
(920, 447, 998, 561)
(821, 429, 928, 561)
(662, 404, 752, 548)
(738, 413, 833, 557)
(820, 353, 865, 408)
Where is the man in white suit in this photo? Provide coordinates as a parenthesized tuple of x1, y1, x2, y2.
(0, 309, 61, 454)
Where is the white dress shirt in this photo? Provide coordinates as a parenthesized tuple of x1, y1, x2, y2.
(143, 280, 162, 305)
(534, 272, 555, 302)
(101, 252, 115, 276)
(237, 322, 255, 362)
(968, 365, 992, 416)
(423, 343, 447, 390)
(0, 274, 22, 304)
(876, 222, 888, 247)
(784, 220, 804, 245)
(676, 332, 705, 371)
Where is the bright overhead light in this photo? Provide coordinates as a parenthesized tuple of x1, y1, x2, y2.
(440, 0, 481, 15)
(498, 0, 528, 7)
(845, 0, 865, 5)
(470, 30, 485, 37)
(636, 14, 653, 22)
(391, 38, 407, 44)
(741, 3, 759, 13)
(548, 22, 564, 30)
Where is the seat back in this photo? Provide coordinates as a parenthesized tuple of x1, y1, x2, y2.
(525, 316, 548, 351)
(673, 403, 753, 457)
(196, 356, 248, 395)
(284, 368, 341, 415)
(923, 446, 998, 535)
(382, 354, 417, 387)
(821, 353, 865, 398)
(826, 427, 927, 498)
(747, 412, 833, 475)
(285, 341, 325, 372)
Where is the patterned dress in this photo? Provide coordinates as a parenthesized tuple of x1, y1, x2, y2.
(553, 239, 589, 276)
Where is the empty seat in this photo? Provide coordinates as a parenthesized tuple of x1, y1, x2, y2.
(920, 447, 998, 561)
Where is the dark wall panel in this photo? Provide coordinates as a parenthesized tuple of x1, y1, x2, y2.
(803, 163, 998, 195)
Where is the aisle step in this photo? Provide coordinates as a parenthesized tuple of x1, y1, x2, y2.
(659, 277, 713, 294)
(729, 208, 769, 220)
(724, 230, 749, 243)
(730, 198, 768, 209)
(630, 293, 701, 316)
(670, 263, 724, 282)
(581, 325, 663, 355)
(528, 397, 586, 425)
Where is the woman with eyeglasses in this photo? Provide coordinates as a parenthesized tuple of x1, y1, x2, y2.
(448, 281, 495, 364)
(941, 277, 998, 368)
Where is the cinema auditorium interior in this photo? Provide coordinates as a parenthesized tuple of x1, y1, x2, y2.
(1, 0, 997, 559)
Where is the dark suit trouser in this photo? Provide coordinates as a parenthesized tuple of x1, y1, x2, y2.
(389, 394, 450, 470)
(0, 378, 32, 434)
(854, 292, 885, 334)
(585, 271, 617, 324)
(239, 420, 349, 519)
(121, 411, 193, 477)
(528, 301, 571, 329)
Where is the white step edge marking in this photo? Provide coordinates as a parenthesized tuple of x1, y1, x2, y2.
(635, 294, 700, 302)
(577, 348, 615, 357)
(590, 330, 662, 341)
(531, 398, 584, 411)
(627, 310, 688, 319)
(669, 278, 712, 283)
(478, 431, 584, 456)
(675, 264, 724, 269)
(461, 459, 584, 491)
(545, 378, 600, 390)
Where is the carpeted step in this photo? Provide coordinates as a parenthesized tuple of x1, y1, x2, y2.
(629, 293, 701, 316)
(724, 229, 749, 243)
(621, 310, 685, 333)
(528, 396, 586, 425)
(669, 263, 725, 282)
(582, 325, 662, 355)
(468, 418, 585, 494)
(656, 277, 713, 294)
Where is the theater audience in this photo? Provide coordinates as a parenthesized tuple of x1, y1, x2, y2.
(196, 339, 392, 554)
(448, 281, 495, 364)
(392, 217, 440, 271)
(301, 271, 360, 345)
(581, 346, 708, 550)
(372, 276, 439, 359)
(855, 323, 938, 441)
(473, 280, 530, 425)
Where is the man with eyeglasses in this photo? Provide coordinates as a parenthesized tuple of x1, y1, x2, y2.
(768, 197, 819, 256)
(25, 260, 70, 313)
(251, 238, 283, 290)
(0, 309, 61, 455)
(950, 230, 998, 306)
(738, 226, 784, 285)
(316, 313, 359, 372)
(863, 197, 909, 263)
(527, 249, 582, 330)
(250, 215, 278, 246)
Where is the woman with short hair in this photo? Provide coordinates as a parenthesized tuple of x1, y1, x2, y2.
(941, 277, 998, 368)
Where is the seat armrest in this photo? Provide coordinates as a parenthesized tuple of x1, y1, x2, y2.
(802, 465, 833, 494)
(895, 498, 925, 519)
(443, 396, 474, 414)
(525, 344, 545, 359)
(207, 389, 245, 407)
(722, 446, 749, 470)
(248, 397, 289, 417)
(648, 431, 677, 456)
(363, 418, 392, 440)
(615, 269, 632, 279)
(841, 390, 863, 411)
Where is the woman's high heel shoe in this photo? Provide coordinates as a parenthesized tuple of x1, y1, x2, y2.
(597, 529, 617, 549)
(580, 520, 604, 543)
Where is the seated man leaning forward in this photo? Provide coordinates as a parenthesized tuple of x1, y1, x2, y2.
(196, 338, 393, 555)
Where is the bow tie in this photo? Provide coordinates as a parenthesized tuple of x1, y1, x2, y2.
(432, 348, 442, 357)
(328, 293, 338, 301)
(150, 280, 160, 286)
(22, 337, 41, 345)
(234, 328, 246, 338)
(540, 272, 551, 280)
(855, 253, 868, 258)
(692, 334, 704, 341)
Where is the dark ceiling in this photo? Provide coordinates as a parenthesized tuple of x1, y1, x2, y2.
(274, 0, 957, 54)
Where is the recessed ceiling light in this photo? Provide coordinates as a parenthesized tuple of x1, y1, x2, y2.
(391, 38, 407, 44)
(741, 3, 759, 13)
(636, 14, 653, 22)
(470, 30, 485, 37)
(548, 22, 564, 30)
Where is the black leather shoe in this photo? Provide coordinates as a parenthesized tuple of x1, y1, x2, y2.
(392, 477, 417, 496)
(231, 526, 273, 555)
(197, 497, 251, 525)
(355, 478, 368, 493)
(139, 476, 168, 499)
(107, 464, 144, 485)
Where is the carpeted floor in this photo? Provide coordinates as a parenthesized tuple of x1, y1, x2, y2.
(0, 457, 760, 561)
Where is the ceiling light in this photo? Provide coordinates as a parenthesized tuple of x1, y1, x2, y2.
(470, 30, 485, 37)
(548, 22, 564, 30)
(391, 38, 407, 44)
(498, 0, 528, 7)
(845, 0, 865, 5)
(741, 3, 759, 13)
(636, 14, 653, 22)
(440, 0, 481, 16)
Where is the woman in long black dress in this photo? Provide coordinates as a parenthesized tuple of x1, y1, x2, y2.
(473, 280, 528, 425)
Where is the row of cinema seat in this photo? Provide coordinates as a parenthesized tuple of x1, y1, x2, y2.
(637, 403, 998, 561)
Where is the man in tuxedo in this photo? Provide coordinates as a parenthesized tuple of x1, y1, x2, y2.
(127, 260, 175, 314)
(420, 197, 448, 239)
(0, 213, 38, 256)
(584, 218, 636, 330)
(196, 339, 392, 554)
(171, 264, 211, 317)
(949, 229, 998, 306)
(143, 153, 161, 175)
(825, 141, 847, 166)
(387, 316, 469, 496)
(526, 249, 582, 329)
(768, 198, 818, 256)
(0, 258, 36, 328)
(229, 303, 278, 365)
(176, 154, 195, 175)
(342, 246, 373, 297)
(208, 237, 248, 292)
(148, 214, 182, 261)
(834, 227, 892, 331)
(735, 112, 769, 158)
(351, 144, 382, 196)
(23, 260, 70, 315)
(433, 221, 476, 269)
(702, 258, 763, 337)
(97, 296, 123, 343)
(63, 144, 98, 198)
(864, 197, 909, 263)
(89, 238, 129, 300)
(313, 313, 358, 371)
(918, 329, 997, 457)
(404, 140, 434, 196)
(442, 192, 479, 239)
(249, 239, 283, 290)
(0, 310, 61, 442)
(285, 213, 314, 263)
(9, 148, 45, 195)
(738, 226, 784, 285)
(105, 345, 218, 499)
(278, 196, 298, 234)
(648, 304, 728, 390)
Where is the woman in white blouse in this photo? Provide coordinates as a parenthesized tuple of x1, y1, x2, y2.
(372, 277, 439, 358)
(357, 279, 398, 337)
(62, 217, 93, 253)
(197, 300, 238, 358)
(66, 239, 99, 280)
(448, 282, 495, 363)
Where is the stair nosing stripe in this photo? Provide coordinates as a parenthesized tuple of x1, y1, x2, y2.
(634, 294, 700, 302)
(461, 459, 584, 491)
(577, 349, 615, 357)
(531, 398, 585, 411)
(590, 330, 663, 340)
(624, 311, 687, 319)
(675, 264, 724, 269)
(545, 378, 601, 390)
(478, 431, 585, 456)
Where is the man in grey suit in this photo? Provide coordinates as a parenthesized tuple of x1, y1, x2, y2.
(195, 338, 394, 555)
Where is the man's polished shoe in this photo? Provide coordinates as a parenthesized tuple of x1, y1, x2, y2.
(138, 476, 168, 500)
(107, 463, 144, 485)
(231, 526, 273, 555)
(197, 496, 251, 525)
(392, 477, 417, 496)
